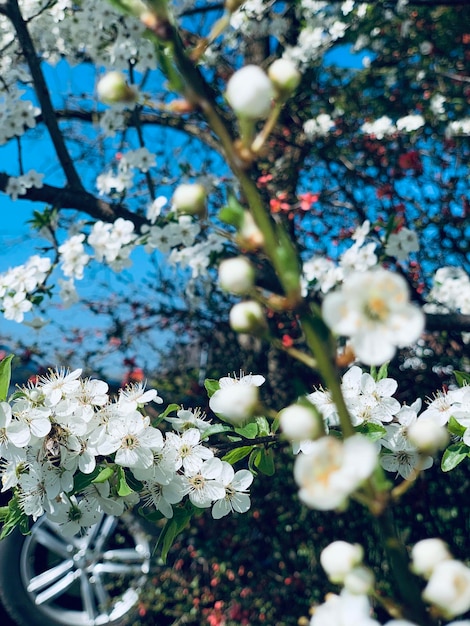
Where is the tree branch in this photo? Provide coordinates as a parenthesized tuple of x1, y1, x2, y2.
(4, 0, 83, 190)
(426, 312, 470, 332)
(0, 172, 147, 230)
(36, 109, 224, 154)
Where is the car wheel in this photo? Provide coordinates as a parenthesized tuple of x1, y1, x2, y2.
(0, 511, 151, 626)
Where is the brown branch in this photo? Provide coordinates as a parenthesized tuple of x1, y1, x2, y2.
(177, 2, 224, 17)
(0, 172, 147, 230)
(36, 108, 223, 154)
(4, 0, 83, 190)
(426, 312, 470, 332)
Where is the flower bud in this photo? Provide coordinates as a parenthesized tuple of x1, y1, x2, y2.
(229, 301, 267, 335)
(226, 65, 274, 120)
(97, 72, 137, 104)
(172, 184, 206, 217)
(236, 211, 265, 251)
(209, 384, 259, 426)
(219, 257, 255, 295)
(407, 419, 449, 455)
(268, 58, 301, 96)
(343, 566, 375, 595)
(278, 403, 323, 442)
(411, 538, 452, 579)
(320, 541, 364, 583)
(422, 560, 470, 618)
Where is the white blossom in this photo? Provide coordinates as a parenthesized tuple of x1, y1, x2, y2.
(294, 435, 378, 510)
(226, 65, 274, 119)
(322, 269, 425, 365)
(411, 538, 452, 579)
(423, 560, 470, 618)
(211, 463, 253, 519)
(320, 541, 364, 583)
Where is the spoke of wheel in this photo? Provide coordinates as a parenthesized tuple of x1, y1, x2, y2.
(93, 562, 146, 575)
(30, 525, 72, 559)
(27, 559, 75, 593)
(31, 570, 81, 605)
(80, 570, 99, 622)
(93, 515, 118, 553)
(102, 548, 148, 562)
(92, 572, 112, 608)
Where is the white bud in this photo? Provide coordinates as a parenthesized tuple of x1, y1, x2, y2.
(411, 538, 452, 579)
(219, 257, 255, 295)
(278, 403, 323, 442)
(268, 58, 301, 95)
(226, 65, 274, 120)
(209, 384, 259, 426)
(229, 301, 266, 334)
(236, 211, 265, 251)
(320, 541, 364, 583)
(422, 560, 470, 618)
(97, 72, 137, 104)
(343, 566, 375, 595)
(407, 419, 449, 455)
(172, 184, 206, 216)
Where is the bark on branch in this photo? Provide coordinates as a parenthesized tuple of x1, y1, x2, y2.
(39, 109, 223, 154)
(5, 0, 83, 189)
(0, 172, 147, 230)
(426, 312, 470, 333)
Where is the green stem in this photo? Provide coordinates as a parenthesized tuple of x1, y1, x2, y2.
(299, 313, 356, 438)
(158, 24, 303, 303)
(251, 101, 283, 153)
(375, 508, 436, 626)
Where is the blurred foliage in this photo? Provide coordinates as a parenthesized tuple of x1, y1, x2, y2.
(131, 447, 469, 626)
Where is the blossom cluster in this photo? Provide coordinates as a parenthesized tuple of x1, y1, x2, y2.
(289, 364, 466, 500)
(0, 368, 254, 536)
(0, 255, 51, 323)
(309, 538, 470, 624)
(427, 267, 470, 316)
(96, 148, 156, 197)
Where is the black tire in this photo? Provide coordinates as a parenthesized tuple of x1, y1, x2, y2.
(0, 512, 151, 626)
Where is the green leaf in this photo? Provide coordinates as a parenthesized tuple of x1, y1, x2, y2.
(376, 362, 389, 381)
(73, 467, 101, 493)
(92, 466, 115, 484)
(271, 417, 280, 434)
(204, 379, 220, 398)
(356, 422, 387, 442)
(156, 504, 194, 563)
(159, 403, 181, 419)
(234, 422, 258, 439)
(200, 423, 233, 440)
(254, 448, 275, 476)
(448, 416, 466, 437)
(454, 370, 470, 388)
(370, 362, 389, 382)
(248, 449, 260, 474)
(222, 445, 253, 465)
(0, 354, 14, 402)
(218, 195, 245, 227)
(441, 442, 469, 472)
(117, 467, 135, 497)
(0, 494, 29, 540)
(255, 416, 270, 437)
(154, 403, 181, 425)
(138, 507, 165, 524)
